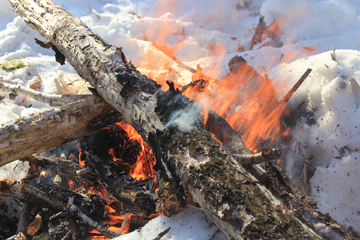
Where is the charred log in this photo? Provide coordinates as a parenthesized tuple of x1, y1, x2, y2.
(84, 152, 157, 216)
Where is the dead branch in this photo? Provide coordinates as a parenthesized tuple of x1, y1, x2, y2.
(0, 81, 90, 106)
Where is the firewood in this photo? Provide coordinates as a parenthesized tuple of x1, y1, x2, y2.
(0, 95, 122, 167)
(0, 81, 90, 106)
(8, 0, 359, 239)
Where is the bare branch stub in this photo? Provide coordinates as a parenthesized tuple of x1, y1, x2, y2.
(280, 68, 312, 104)
(233, 146, 282, 165)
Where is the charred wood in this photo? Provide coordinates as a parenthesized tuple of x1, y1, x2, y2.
(21, 155, 97, 187)
(84, 152, 157, 216)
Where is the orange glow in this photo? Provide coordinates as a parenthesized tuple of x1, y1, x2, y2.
(78, 152, 85, 166)
(108, 122, 156, 181)
(89, 206, 163, 239)
(210, 132, 223, 146)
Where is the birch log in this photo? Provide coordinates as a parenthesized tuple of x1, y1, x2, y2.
(7, 0, 336, 239)
(0, 95, 121, 167)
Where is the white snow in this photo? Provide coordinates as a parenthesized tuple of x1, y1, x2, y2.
(117, 205, 226, 240)
(0, 0, 360, 237)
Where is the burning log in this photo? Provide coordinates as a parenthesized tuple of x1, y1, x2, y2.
(0, 95, 122, 167)
(8, 0, 360, 239)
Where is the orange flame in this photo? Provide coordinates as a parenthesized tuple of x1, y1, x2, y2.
(131, 4, 316, 151)
(89, 206, 162, 239)
(108, 122, 156, 181)
(78, 152, 85, 166)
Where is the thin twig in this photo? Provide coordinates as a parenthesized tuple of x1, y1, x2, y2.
(60, 230, 72, 240)
(119, 213, 130, 235)
(0, 81, 91, 106)
(233, 146, 281, 165)
(331, 47, 336, 62)
(280, 68, 312, 104)
(152, 227, 171, 240)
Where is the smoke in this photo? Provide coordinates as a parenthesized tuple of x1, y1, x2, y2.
(163, 103, 200, 132)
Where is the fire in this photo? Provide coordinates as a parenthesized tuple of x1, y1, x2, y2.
(108, 122, 156, 181)
(130, 3, 316, 151)
(89, 206, 133, 239)
(78, 151, 85, 166)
